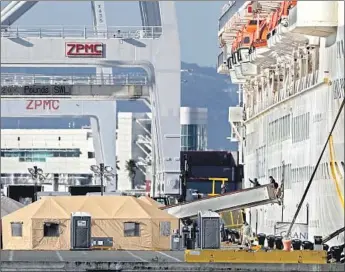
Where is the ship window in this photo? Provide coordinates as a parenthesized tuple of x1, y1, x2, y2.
(326, 163, 331, 178)
(306, 113, 310, 139)
(243, 37, 250, 44)
(87, 152, 95, 159)
(341, 161, 345, 172)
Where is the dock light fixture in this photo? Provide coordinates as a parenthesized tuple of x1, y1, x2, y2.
(28, 166, 49, 201)
(90, 163, 115, 196)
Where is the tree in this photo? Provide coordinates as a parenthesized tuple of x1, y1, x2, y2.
(125, 159, 137, 189)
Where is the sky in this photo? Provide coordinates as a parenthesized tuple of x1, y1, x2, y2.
(1, 1, 227, 67)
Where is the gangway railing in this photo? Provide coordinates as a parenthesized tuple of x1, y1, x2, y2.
(1, 74, 148, 86)
(161, 184, 278, 219)
(1, 25, 162, 39)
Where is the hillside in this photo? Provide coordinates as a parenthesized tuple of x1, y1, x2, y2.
(1, 62, 238, 150)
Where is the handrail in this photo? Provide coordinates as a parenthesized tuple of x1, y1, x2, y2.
(1, 25, 163, 39)
(1, 73, 148, 86)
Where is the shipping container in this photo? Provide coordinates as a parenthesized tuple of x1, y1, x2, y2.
(188, 165, 234, 179)
(180, 151, 236, 167)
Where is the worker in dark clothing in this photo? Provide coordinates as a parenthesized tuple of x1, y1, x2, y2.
(269, 176, 279, 189)
(221, 183, 227, 194)
(249, 178, 261, 187)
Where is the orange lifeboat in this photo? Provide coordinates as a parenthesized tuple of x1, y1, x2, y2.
(249, 20, 272, 64)
(237, 20, 261, 64)
(253, 20, 269, 49)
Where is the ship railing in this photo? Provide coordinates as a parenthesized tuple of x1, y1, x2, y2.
(218, 51, 225, 68)
(219, 1, 237, 30)
(1, 73, 148, 86)
(247, 70, 321, 119)
(1, 25, 162, 39)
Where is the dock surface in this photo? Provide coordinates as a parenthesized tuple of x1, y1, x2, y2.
(1, 250, 343, 271)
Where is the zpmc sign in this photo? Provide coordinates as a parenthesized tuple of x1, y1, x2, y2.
(65, 42, 104, 57)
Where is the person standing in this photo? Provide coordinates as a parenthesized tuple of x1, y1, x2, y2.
(269, 176, 279, 189)
(221, 183, 227, 194)
(241, 222, 252, 247)
(249, 178, 261, 187)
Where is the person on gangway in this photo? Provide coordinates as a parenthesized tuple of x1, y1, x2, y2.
(249, 178, 261, 187)
(269, 176, 279, 190)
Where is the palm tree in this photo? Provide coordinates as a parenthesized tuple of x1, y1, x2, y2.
(125, 159, 137, 189)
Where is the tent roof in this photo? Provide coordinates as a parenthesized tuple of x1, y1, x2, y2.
(2, 196, 177, 220)
(1, 196, 25, 218)
(138, 196, 165, 208)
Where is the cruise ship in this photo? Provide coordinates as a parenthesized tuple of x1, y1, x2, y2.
(218, 1, 344, 246)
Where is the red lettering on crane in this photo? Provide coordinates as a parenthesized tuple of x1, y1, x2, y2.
(26, 100, 60, 110)
(65, 42, 104, 57)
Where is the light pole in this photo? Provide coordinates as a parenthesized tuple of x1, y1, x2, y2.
(90, 163, 115, 196)
(28, 166, 48, 202)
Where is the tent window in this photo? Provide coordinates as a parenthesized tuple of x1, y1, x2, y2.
(43, 222, 60, 237)
(11, 222, 23, 237)
(124, 222, 140, 237)
(160, 221, 171, 236)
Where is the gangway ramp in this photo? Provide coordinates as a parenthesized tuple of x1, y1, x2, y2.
(161, 184, 278, 219)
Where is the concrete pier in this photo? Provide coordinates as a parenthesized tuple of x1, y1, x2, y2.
(0, 250, 343, 271)
(1, 261, 344, 271)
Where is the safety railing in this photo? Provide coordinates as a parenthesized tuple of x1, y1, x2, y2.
(1, 25, 163, 39)
(218, 51, 225, 69)
(219, 1, 237, 30)
(1, 73, 149, 86)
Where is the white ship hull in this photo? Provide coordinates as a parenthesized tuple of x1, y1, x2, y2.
(244, 24, 344, 246)
(244, 82, 344, 245)
(219, 1, 345, 246)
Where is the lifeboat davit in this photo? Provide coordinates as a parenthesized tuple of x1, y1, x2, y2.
(231, 30, 247, 79)
(271, 1, 307, 50)
(228, 33, 246, 83)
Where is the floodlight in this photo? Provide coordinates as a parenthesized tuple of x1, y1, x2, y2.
(105, 166, 113, 172)
(90, 165, 100, 173)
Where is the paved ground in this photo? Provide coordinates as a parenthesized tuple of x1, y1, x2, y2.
(0, 250, 185, 263)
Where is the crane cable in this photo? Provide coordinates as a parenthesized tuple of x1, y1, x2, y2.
(286, 96, 345, 238)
